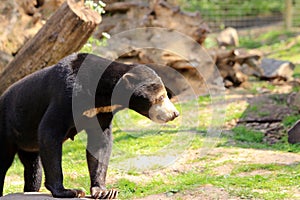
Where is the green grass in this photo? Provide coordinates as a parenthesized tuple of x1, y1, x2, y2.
(110, 164, 300, 199)
(283, 114, 300, 128)
(232, 126, 264, 143)
(225, 101, 248, 122)
(223, 126, 300, 153)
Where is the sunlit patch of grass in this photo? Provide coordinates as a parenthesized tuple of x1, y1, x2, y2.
(225, 101, 248, 122)
(4, 158, 25, 194)
(240, 30, 298, 49)
(249, 81, 276, 94)
(268, 42, 300, 63)
(231, 163, 281, 175)
(113, 130, 175, 155)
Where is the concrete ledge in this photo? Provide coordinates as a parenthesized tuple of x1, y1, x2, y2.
(0, 192, 92, 200)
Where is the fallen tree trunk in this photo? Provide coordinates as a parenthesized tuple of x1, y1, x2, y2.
(0, 0, 101, 94)
(97, 0, 210, 44)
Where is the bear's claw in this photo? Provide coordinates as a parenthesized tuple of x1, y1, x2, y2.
(91, 187, 118, 199)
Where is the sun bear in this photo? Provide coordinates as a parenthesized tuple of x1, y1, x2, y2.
(0, 53, 179, 199)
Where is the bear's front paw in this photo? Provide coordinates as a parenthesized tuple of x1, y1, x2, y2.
(51, 188, 85, 198)
(91, 186, 118, 199)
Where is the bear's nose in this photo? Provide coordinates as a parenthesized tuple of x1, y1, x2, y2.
(171, 111, 179, 120)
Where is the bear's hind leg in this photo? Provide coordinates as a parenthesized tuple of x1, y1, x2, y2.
(18, 150, 42, 192)
(0, 139, 17, 196)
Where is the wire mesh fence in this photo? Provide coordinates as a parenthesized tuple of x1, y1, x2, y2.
(178, 0, 300, 32)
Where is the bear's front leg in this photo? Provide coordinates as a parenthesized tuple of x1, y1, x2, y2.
(86, 122, 118, 199)
(39, 108, 85, 198)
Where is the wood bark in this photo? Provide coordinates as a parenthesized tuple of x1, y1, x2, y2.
(96, 0, 210, 44)
(0, 0, 101, 94)
(207, 48, 263, 87)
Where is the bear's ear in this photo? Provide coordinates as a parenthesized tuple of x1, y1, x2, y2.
(121, 72, 138, 89)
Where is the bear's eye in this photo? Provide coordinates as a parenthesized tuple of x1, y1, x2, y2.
(157, 95, 165, 103)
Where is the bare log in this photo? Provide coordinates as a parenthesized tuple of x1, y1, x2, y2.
(207, 48, 263, 87)
(0, 0, 101, 94)
(96, 0, 209, 44)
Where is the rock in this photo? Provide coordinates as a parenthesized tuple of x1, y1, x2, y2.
(260, 58, 295, 81)
(0, 192, 92, 200)
(288, 120, 300, 144)
(216, 27, 239, 47)
(287, 92, 300, 110)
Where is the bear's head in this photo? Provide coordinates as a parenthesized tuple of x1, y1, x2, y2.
(116, 65, 179, 123)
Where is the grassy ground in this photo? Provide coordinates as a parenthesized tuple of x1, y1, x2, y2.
(3, 29, 300, 199)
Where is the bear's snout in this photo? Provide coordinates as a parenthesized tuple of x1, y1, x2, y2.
(149, 96, 179, 124)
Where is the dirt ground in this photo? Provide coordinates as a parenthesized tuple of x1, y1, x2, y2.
(133, 147, 300, 200)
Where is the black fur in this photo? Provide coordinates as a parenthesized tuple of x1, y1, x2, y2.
(0, 53, 167, 198)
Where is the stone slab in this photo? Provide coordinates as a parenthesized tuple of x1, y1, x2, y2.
(0, 192, 93, 200)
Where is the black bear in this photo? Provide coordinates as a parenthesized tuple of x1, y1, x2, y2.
(0, 53, 179, 199)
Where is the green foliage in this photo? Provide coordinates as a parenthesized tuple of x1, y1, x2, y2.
(282, 114, 300, 128)
(238, 29, 300, 66)
(269, 42, 300, 63)
(84, 0, 106, 14)
(240, 30, 297, 49)
(178, 0, 284, 18)
(293, 65, 300, 79)
(80, 35, 109, 54)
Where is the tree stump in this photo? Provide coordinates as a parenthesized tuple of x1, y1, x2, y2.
(0, 0, 101, 94)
